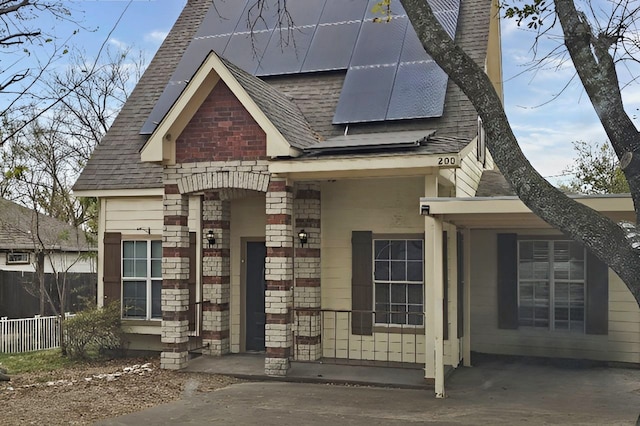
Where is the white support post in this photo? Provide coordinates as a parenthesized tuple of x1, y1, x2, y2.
(463, 228, 472, 367)
(433, 218, 445, 398)
(447, 223, 460, 368)
(424, 174, 438, 380)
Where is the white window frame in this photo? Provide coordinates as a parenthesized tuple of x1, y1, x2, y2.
(517, 239, 586, 333)
(373, 238, 424, 327)
(6, 252, 30, 264)
(121, 240, 162, 320)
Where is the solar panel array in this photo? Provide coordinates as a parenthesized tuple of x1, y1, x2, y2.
(141, 0, 461, 135)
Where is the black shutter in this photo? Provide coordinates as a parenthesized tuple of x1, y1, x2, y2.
(457, 232, 464, 338)
(586, 250, 608, 335)
(443, 231, 449, 340)
(497, 233, 518, 329)
(188, 232, 197, 332)
(352, 231, 373, 335)
(103, 232, 122, 307)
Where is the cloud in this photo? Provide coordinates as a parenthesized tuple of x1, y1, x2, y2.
(108, 37, 128, 50)
(145, 31, 169, 44)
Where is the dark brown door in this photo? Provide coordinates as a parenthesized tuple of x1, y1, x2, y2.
(246, 241, 266, 351)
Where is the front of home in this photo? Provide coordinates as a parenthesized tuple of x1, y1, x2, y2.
(73, 0, 639, 397)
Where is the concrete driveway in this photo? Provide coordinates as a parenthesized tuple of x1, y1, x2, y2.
(99, 359, 640, 425)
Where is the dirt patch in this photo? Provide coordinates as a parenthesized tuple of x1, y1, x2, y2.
(0, 358, 240, 425)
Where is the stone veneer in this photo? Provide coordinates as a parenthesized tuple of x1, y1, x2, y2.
(161, 185, 190, 369)
(264, 178, 294, 375)
(293, 183, 322, 361)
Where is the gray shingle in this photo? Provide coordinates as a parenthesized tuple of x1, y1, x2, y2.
(0, 198, 93, 252)
(475, 170, 516, 197)
(74, 0, 491, 192)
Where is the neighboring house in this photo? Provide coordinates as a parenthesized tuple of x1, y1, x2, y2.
(72, 0, 639, 396)
(0, 198, 96, 317)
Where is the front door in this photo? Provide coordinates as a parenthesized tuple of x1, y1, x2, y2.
(245, 241, 266, 351)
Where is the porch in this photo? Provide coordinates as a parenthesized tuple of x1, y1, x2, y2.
(183, 353, 433, 389)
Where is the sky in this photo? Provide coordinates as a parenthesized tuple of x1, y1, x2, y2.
(35, 0, 633, 186)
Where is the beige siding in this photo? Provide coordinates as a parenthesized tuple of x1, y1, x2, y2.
(470, 229, 640, 364)
(321, 177, 427, 364)
(104, 197, 164, 235)
(456, 144, 484, 197)
(229, 194, 266, 353)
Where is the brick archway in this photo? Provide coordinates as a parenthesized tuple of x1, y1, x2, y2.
(176, 171, 270, 194)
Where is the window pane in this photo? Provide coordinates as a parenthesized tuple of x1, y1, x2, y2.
(570, 261, 584, 280)
(134, 241, 147, 258)
(390, 261, 406, 281)
(570, 243, 584, 261)
(391, 304, 406, 324)
(407, 284, 422, 304)
(135, 259, 147, 278)
(151, 240, 162, 259)
(375, 260, 389, 281)
(374, 240, 390, 260)
(123, 241, 135, 258)
(123, 281, 147, 318)
(375, 283, 389, 304)
(407, 240, 422, 260)
(407, 261, 422, 282)
(408, 305, 423, 325)
(533, 261, 549, 279)
(519, 305, 534, 326)
(519, 261, 533, 280)
(391, 284, 406, 303)
(554, 261, 569, 280)
(151, 259, 162, 278)
(375, 304, 390, 323)
(554, 242, 570, 262)
(123, 259, 134, 277)
(390, 241, 406, 260)
(533, 241, 549, 261)
(519, 241, 533, 260)
(570, 283, 585, 304)
(151, 280, 162, 319)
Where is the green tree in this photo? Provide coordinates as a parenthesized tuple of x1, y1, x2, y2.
(565, 141, 630, 195)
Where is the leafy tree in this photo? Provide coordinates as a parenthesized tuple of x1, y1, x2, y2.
(396, 0, 640, 306)
(564, 141, 630, 194)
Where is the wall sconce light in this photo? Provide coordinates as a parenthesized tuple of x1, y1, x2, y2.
(298, 229, 308, 246)
(206, 230, 216, 247)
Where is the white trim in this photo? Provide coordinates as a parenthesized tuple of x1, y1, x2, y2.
(73, 188, 164, 198)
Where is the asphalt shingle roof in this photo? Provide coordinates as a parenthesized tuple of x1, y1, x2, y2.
(74, 0, 492, 192)
(0, 198, 92, 252)
(475, 170, 516, 197)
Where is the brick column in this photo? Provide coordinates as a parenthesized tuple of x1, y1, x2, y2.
(161, 184, 190, 370)
(293, 183, 322, 361)
(264, 178, 293, 376)
(201, 191, 231, 356)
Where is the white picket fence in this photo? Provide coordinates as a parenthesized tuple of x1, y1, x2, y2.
(0, 314, 74, 354)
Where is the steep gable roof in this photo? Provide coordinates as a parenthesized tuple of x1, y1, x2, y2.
(74, 0, 494, 193)
(141, 52, 319, 162)
(0, 198, 92, 252)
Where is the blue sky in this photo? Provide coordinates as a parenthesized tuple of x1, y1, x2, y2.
(49, 0, 628, 185)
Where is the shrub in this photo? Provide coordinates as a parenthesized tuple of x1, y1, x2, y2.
(65, 302, 123, 359)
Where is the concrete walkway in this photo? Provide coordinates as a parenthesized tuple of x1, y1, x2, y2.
(99, 357, 640, 425)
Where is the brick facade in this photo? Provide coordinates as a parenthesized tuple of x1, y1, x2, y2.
(264, 178, 294, 375)
(293, 183, 322, 361)
(161, 187, 190, 370)
(175, 82, 267, 163)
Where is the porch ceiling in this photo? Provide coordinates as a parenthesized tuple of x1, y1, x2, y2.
(421, 195, 635, 229)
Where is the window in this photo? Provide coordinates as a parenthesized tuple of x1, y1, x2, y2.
(373, 239, 424, 326)
(518, 240, 585, 332)
(122, 240, 162, 319)
(6, 252, 29, 264)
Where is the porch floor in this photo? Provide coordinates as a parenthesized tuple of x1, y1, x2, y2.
(183, 354, 431, 389)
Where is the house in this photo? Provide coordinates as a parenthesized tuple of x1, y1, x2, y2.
(72, 0, 639, 397)
(0, 198, 96, 317)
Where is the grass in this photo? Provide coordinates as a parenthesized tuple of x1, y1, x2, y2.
(0, 349, 78, 374)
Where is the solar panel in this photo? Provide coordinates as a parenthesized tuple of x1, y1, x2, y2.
(142, 0, 462, 134)
(301, 22, 361, 72)
(387, 61, 448, 120)
(349, 16, 408, 67)
(332, 65, 396, 124)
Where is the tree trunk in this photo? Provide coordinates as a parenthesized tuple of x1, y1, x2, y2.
(399, 0, 640, 306)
